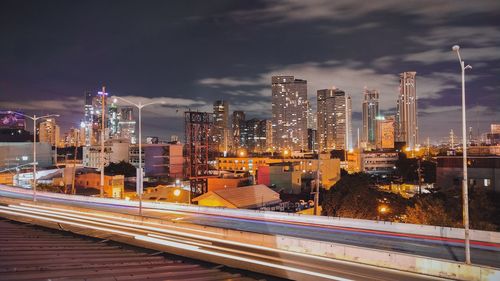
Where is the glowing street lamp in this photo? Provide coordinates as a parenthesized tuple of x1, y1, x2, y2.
(8, 111, 59, 201)
(112, 95, 166, 216)
(452, 44, 472, 265)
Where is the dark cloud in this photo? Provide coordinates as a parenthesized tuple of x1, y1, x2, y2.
(0, 0, 499, 142)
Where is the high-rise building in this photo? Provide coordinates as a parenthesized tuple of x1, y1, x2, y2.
(265, 120, 273, 152)
(376, 116, 395, 149)
(118, 106, 136, 144)
(317, 88, 352, 151)
(307, 128, 318, 152)
(271, 76, 308, 151)
(307, 104, 317, 130)
(396, 72, 418, 149)
(83, 90, 108, 146)
(83, 91, 96, 146)
(241, 119, 267, 153)
(38, 118, 60, 146)
(362, 88, 380, 148)
(232, 111, 245, 150)
(212, 100, 230, 153)
(108, 102, 120, 138)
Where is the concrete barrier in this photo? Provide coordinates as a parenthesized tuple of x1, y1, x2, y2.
(1, 184, 499, 245)
(0, 196, 498, 281)
(275, 236, 500, 281)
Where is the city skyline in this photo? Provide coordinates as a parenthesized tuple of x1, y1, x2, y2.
(0, 1, 499, 143)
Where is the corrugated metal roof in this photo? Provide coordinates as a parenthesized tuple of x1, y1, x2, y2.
(193, 185, 281, 209)
(0, 220, 257, 281)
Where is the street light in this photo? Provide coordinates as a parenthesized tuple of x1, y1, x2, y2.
(452, 44, 472, 265)
(112, 96, 166, 216)
(8, 111, 59, 201)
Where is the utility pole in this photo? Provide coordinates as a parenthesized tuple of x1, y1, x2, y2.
(100, 86, 106, 198)
(417, 158, 422, 194)
(33, 115, 37, 201)
(71, 129, 79, 195)
(314, 155, 321, 215)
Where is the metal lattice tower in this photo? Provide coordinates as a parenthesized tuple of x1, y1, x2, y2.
(185, 111, 212, 197)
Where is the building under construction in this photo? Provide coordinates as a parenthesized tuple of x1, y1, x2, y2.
(184, 111, 212, 197)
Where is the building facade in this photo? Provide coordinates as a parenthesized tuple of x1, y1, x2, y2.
(271, 76, 308, 152)
(361, 151, 399, 175)
(376, 116, 395, 149)
(38, 118, 60, 146)
(212, 100, 230, 153)
(437, 156, 500, 193)
(232, 110, 245, 150)
(317, 88, 352, 151)
(129, 143, 183, 179)
(396, 72, 418, 149)
(362, 88, 379, 148)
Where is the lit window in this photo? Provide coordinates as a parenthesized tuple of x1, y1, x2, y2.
(484, 179, 491, 187)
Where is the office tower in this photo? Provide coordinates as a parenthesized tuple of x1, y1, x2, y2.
(376, 116, 395, 149)
(396, 71, 418, 149)
(108, 101, 120, 138)
(241, 119, 267, 153)
(307, 128, 318, 152)
(83, 91, 96, 146)
(38, 118, 60, 146)
(362, 88, 380, 148)
(232, 111, 245, 149)
(265, 120, 273, 151)
(317, 88, 351, 151)
(307, 104, 317, 130)
(83, 90, 108, 146)
(213, 100, 230, 153)
(118, 106, 136, 144)
(271, 76, 308, 151)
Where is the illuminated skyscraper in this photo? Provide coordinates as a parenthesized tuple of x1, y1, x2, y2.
(362, 88, 380, 148)
(212, 100, 230, 152)
(232, 111, 245, 150)
(317, 88, 351, 151)
(118, 106, 136, 144)
(396, 72, 418, 149)
(83, 90, 108, 146)
(271, 76, 308, 151)
(38, 118, 60, 146)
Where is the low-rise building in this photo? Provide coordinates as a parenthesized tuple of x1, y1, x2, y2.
(192, 184, 281, 209)
(0, 142, 53, 169)
(83, 139, 130, 168)
(361, 151, 399, 175)
(436, 156, 500, 192)
(129, 143, 183, 179)
(75, 172, 124, 198)
(258, 162, 302, 194)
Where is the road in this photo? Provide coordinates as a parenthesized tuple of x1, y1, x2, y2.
(0, 198, 447, 281)
(0, 187, 499, 270)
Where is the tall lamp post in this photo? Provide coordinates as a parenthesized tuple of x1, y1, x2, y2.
(452, 45, 472, 265)
(8, 111, 59, 201)
(112, 96, 165, 216)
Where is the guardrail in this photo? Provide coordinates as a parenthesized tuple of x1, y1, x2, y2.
(1, 184, 499, 245)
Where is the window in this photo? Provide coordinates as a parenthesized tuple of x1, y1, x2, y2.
(484, 179, 491, 187)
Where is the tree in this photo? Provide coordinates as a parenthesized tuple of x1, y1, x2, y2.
(404, 195, 459, 227)
(104, 161, 136, 177)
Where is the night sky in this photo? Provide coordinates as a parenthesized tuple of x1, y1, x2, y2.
(1, 0, 499, 143)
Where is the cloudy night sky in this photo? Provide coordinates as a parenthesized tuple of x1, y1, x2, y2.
(0, 0, 499, 143)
